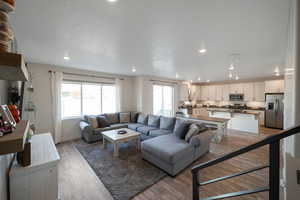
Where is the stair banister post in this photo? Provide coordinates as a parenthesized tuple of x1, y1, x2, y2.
(192, 170, 200, 200)
(269, 141, 280, 200)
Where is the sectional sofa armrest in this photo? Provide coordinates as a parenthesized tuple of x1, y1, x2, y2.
(80, 121, 92, 131)
(189, 130, 215, 148)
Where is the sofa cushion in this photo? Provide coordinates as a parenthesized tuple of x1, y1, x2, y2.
(148, 115, 160, 128)
(174, 119, 190, 139)
(119, 112, 131, 123)
(109, 123, 128, 129)
(130, 112, 139, 123)
(87, 116, 98, 128)
(128, 123, 144, 131)
(149, 129, 172, 137)
(137, 126, 158, 135)
(160, 116, 176, 131)
(96, 115, 110, 128)
(141, 135, 194, 164)
(137, 114, 148, 125)
(105, 113, 119, 124)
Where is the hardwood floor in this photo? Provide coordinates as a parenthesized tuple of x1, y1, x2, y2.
(57, 128, 281, 200)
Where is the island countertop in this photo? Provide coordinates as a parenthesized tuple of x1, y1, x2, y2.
(206, 108, 261, 116)
(179, 114, 230, 123)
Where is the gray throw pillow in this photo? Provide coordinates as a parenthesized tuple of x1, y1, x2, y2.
(105, 113, 119, 124)
(160, 116, 176, 131)
(130, 112, 139, 123)
(96, 116, 110, 128)
(148, 115, 160, 128)
(137, 114, 148, 125)
(119, 112, 130, 123)
(185, 123, 208, 142)
(174, 119, 190, 139)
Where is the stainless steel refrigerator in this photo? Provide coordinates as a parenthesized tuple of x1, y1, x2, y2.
(265, 93, 284, 129)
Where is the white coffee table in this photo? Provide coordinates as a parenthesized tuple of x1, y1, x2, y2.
(102, 128, 141, 157)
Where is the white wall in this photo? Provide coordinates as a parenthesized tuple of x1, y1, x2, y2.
(24, 63, 136, 142)
(283, 0, 300, 199)
(0, 80, 10, 200)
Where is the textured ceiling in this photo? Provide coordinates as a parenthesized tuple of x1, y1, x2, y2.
(11, 0, 291, 81)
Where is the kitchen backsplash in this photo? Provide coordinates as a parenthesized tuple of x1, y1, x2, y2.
(195, 100, 266, 108)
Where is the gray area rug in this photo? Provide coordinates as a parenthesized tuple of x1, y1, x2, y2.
(75, 141, 167, 200)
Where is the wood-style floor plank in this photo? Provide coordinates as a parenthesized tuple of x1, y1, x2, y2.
(57, 128, 281, 200)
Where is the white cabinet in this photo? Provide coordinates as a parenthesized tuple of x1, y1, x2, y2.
(253, 82, 265, 102)
(222, 85, 230, 101)
(208, 85, 216, 101)
(243, 83, 254, 101)
(179, 84, 189, 101)
(265, 80, 284, 93)
(215, 85, 223, 101)
(191, 85, 201, 101)
(10, 133, 60, 200)
(200, 86, 209, 101)
(229, 84, 243, 94)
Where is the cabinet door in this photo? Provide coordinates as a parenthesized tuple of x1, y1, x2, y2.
(229, 84, 243, 94)
(208, 85, 216, 101)
(265, 80, 284, 93)
(253, 82, 265, 102)
(243, 83, 254, 101)
(222, 85, 230, 101)
(179, 84, 189, 101)
(215, 85, 223, 101)
(200, 86, 209, 101)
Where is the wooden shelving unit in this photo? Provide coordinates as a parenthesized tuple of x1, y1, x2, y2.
(0, 120, 30, 155)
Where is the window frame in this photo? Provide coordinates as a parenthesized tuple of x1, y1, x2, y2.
(152, 84, 175, 117)
(61, 81, 117, 119)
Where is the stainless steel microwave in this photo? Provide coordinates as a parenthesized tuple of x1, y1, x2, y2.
(229, 94, 244, 101)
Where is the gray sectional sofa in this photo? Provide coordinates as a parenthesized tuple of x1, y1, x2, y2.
(79, 112, 214, 176)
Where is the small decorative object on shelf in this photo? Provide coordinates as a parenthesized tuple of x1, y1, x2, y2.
(16, 128, 33, 167)
(0, 104, 16, 128)
(0, 116, 13, 136)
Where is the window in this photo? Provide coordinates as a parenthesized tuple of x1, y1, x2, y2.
(153, 85, 174, 117)
(61, 82, 117, 119)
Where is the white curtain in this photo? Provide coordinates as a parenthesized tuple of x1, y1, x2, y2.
(115, 78, 122, 112)
(50, 71, 63, 144)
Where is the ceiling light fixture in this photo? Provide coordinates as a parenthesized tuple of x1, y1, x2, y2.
(198, 49, 207, 54)
(275, 72, 280, 76)
(132, 67, 136, 72)
(274, 66, 280, 73)
(229, 73, 233, 78)
(197, 77, 201, 81)
(229, 64, 234, 70)
(64, 56, 70, 60)
(107, 0, 118, 2)
(235, 76, 239, 80)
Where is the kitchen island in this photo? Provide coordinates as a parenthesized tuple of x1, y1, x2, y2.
(178, 114, 229, 143)
(207, 109, 261, 134)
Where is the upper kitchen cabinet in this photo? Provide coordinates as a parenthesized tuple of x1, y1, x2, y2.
(208, 85, 216, 101)
(253, 82, 265, 102)
(229, 84, 243, 94)
(200, 85, 209, 101)
(243, 83, 254, 101)
(179, 83, 189, 101)
(190, 85, 201, 101)
(265, 80, 284, 93)
(0, 53, 28, 81)
(222, 84, 230, 101)
(215, 85, 223, 101)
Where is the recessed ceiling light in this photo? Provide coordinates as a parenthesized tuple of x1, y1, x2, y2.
(64, 56, 70, 60)
(235, 76, 239, 80)
(132, 67, 136, 72)
(107, 0, 118, 2)
(229, 64, 234, 70)
(198, 49, 207, 54)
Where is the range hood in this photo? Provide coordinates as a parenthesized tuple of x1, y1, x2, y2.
(0, 52, 28, 81)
